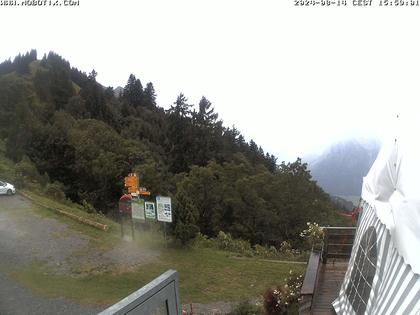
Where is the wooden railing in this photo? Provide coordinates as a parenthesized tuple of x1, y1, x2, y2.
(321, 227, 356, 264)
(299, 227, 356, 314)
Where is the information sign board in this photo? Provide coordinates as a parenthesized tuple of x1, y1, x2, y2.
(132, 198, 145, 220)
(156, 196, 172, 223)
(145, 201, 156, 220)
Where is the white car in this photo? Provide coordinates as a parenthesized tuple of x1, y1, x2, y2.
(0, 181, 16, 195)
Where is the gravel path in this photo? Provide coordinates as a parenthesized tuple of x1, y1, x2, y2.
(0, 271, 101, 315)
(0, 194, 159, 314)
(0, 195, 251, 315)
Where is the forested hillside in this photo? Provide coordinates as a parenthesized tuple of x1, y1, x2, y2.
(0, 50, 345, 246)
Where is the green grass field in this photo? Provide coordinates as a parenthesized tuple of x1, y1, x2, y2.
(14, 247, 304, 305)
(13, 191, 305, 306)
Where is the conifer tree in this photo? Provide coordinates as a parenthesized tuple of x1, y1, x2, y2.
(143, 82, 157, 107)
(197, 96, 218, 126)
(123, 74, 143, 107)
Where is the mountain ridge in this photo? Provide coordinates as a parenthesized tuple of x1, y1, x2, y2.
(308, 139, 380, 197)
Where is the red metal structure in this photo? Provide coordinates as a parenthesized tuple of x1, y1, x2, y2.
(119, 194, 132, 215)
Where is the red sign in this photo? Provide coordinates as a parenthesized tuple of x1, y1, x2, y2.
(119, 194, 132, 214)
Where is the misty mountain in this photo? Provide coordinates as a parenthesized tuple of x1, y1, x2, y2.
(308, 139, 380, 197)
(113, 86, 123, 97)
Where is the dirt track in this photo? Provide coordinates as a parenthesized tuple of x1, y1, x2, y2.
(0, 194, 161, 314)
(0, 195, 242, 315)
(0, 194, 104, 314)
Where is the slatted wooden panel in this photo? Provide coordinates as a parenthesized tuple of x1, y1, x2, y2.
(311, 261, 348, 315)
(322, 227, 356, 263)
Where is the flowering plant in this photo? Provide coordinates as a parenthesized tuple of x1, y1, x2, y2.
(263, 270, 303, 315)
(300, 222, 324, 250)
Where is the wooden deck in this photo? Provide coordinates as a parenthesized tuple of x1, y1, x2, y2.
(311, 261, 348, 315)
(299, 227, 355, 315)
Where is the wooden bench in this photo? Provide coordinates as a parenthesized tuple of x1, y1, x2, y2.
(299, 251, 321, 314)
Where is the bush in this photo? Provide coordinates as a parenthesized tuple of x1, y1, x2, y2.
(300, 222, 324, 250)
(216, 231, 233, 250)
(253, 243, 301, 260)
(278, 241, 302, 259)
(44, 181, 66, 201)
(174, 221, 200, 245)
(216, 231, 253, 256)
(254, 244, 270, 257)
(263, 270, 303, 315)
(279, 241, 292, 253)
(192, 231, 304, 260)
(39, 172, 50, 188)
(14, 155, 41, 188)
(192, 232, 216, 248)
(269, 246, 280, 257)
(82, 199, 96, 214)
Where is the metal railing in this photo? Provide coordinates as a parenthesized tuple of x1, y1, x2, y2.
(98, 270, 181, 315)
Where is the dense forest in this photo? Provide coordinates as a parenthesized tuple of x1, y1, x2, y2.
(0, 50, 346, 246)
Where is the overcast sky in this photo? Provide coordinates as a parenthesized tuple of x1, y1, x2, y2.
(1, 0, 419, 162)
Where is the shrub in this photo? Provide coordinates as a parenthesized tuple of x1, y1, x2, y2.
(234, 239, 253, 256)
(254, 244, 270, 257)
(44, 181, 66, 201)
(263, 270, 303, 315)
(39, 172, 50, 188)
(193, 231, 303, 260)
(269, 246, 279, 258)
(174, 221, 200, 245)
(216, 231, 233, 250)
(216, 231, 253, 255)
(82, 199, 96, 214)
(264, 286, 288, 315)
(254, 243, 301, 260)
(193, 232, 216, 248)
(300, 222, 324, 250)
(277, 241, 302, 259)
(14, 155, 41, 188)
(279, 241, 292, 253)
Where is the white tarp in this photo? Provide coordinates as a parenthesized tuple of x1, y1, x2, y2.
(333, 202, 420, 314)
(361, 117, 420, 275)
(333, 115, 420, 314)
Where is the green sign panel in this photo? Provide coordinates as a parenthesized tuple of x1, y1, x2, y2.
(132, 198, 145, 220)
(145, 201, 156, 220)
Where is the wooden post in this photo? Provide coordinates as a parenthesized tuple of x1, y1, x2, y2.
(164, 222, 167, 247)
(131, 217, 135, 240)
(120, 212, 124, 238)
(322, 228, 328, 264)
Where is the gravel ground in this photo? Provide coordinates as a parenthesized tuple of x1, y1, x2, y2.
(0, 195, 248, 315)
(0, 271, 101, 315)
(0, 194, 159, 315)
